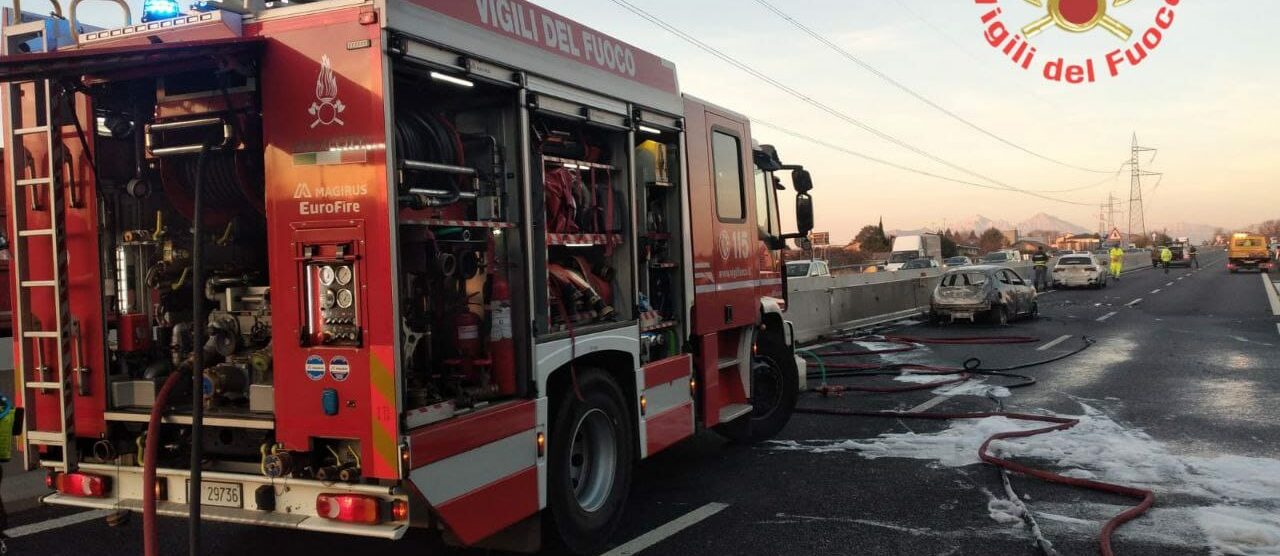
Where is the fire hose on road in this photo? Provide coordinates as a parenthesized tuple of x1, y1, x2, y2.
(795, 333, 1153, 556)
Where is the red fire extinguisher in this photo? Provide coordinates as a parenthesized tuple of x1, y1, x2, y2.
(454, 308, 483, 381)
(488, 270, 516, 395)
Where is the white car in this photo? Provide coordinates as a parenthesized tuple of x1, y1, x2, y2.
(1052, 254, 1108, 289)
(786, 260, 831, 278)
(980, 250, 1021, 265)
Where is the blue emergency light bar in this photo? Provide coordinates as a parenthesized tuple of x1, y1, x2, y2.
(142, 0, 183, 22)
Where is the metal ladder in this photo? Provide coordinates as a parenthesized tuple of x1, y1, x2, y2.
(3, 19, 78, 471)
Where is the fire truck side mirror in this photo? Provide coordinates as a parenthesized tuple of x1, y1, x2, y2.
(795, 193, 814, 236)
(791, 168, 813, 194)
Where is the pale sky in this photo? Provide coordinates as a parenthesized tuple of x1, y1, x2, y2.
(74, 1, 1280, 241)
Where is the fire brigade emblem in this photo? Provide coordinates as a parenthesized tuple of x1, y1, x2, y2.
(1022, 0, 1134, 41)
(309, 55, 346, 128)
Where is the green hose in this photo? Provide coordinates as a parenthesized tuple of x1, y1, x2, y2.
(796, 348, 829, 387)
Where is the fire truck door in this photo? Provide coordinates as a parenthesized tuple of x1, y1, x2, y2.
(690, 113, 759, 334)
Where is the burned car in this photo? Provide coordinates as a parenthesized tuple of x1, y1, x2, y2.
(930, 265, 1038, 325)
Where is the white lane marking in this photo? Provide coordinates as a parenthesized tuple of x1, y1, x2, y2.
(1126, 298, 1143, 307)
(1150, 289, 1161, 294)
(908, 394, 951, 413)
(1262, 273, 1280, 316)
(1178, 277, 1186, 281)
(1036, 335, 1072, 351)
(1166, 282, 1174, 287)
(1276, 323, 1280, 338)
(1096, 312, 1118, 322)
(3, 509, 113, 538)
(603, 503, 729, 556)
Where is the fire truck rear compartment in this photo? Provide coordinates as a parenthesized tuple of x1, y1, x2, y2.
(84, 64, 280, 471)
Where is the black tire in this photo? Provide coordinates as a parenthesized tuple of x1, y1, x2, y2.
(719, 330, 799, 444)
(546, 369, 634, 555)
(990, 305, 1009, 326)
(1029, 301, 1039, 319)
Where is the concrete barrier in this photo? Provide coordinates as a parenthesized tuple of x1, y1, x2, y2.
(789, 262, 1032, 343)
(787, 252, 1157, 343)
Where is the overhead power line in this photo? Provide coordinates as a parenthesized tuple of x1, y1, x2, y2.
(753, 118, 1117, 197)
(753, 0, 1114, 174)
(607, 0, 1101, 206)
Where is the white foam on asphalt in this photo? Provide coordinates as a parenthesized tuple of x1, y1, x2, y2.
(987, 496, 1024, 525)
(892, 375, 1011, 399)
(1197, 506, 1280, 556)
(934, 380, 1011, 398)
(894, 373, 946, 384)
(770, 403, 1280, 554)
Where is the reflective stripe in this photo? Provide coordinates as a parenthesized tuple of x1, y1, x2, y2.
(694, 278, 782, 294)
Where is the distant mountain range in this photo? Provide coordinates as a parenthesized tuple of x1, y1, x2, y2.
(1017, 213, 1090, 234)
(885, 213, 1222, 244)
(889, 212, 1089, 237)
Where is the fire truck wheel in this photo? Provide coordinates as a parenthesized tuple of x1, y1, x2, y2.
(547, 369, 633, 554)
(719, 334, 799, 443)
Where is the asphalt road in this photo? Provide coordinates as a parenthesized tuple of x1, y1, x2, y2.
(5, 249, 1279, 556)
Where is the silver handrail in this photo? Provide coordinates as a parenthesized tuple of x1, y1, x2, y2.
(68, 0, 131, 44)
(145, 117, 234, 157)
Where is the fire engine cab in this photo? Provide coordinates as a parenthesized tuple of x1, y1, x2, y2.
(0, 0, 815, 552)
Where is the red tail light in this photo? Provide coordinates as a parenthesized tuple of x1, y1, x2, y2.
(316, 493, 382, 524)
(47, 471, 111, 498)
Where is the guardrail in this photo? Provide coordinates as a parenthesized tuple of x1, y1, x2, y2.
(787, 252, 1152, 343)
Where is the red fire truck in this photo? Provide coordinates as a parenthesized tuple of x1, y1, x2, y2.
(0, 0, 815, 552)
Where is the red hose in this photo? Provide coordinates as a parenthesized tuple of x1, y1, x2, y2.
(144, 371, 185, 556)
(797, 406, 1152, 556)
(802, 334, 1150, 554)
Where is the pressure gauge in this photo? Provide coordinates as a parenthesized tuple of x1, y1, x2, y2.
(337, 288, 354, 309)
(321, 289, 335, 309)
(319, 265, 336, 286)
(336, 265, 353, 285)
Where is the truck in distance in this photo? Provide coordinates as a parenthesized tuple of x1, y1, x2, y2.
(1227, 232, 1273, 273)
(885, 233, 942, 271)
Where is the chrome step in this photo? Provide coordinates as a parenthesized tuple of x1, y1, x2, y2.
(719, 403, 753, 423)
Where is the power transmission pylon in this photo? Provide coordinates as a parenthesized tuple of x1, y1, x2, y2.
(1125, 133, 1158, 246)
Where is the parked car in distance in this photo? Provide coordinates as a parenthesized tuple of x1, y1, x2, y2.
(901, 258, 940, 271)
(980, 250, 1021, 264)
(785, 259, 831, 278)
(930, 265, 1038, 325)
(943, 256, 972, 267)
(1052, 254, 1108, 289)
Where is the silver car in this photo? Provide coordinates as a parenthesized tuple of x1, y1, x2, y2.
(1052, 254, 1108, 289)
(930, 265, 1038, 325)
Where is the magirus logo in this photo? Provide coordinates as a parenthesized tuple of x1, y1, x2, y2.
(975, 0, 1181, 84)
